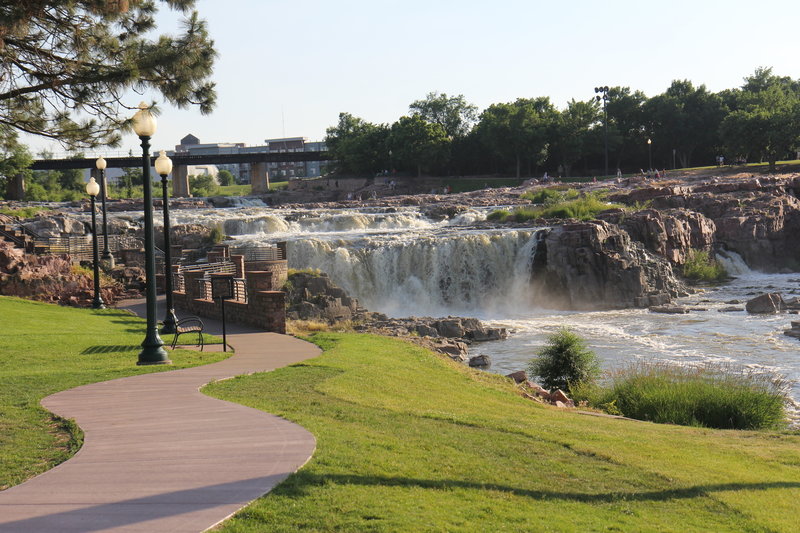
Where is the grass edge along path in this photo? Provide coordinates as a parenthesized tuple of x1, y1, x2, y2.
(206, 332, 800, 532)
(0, 296, 228, 491)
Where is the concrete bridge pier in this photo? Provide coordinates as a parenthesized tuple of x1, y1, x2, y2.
(172, 164, 190, 197)
(250, 162, 271, 194)
(5, 173, 25, 200)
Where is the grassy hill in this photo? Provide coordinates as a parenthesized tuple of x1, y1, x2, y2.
(206, 333, 800, 532)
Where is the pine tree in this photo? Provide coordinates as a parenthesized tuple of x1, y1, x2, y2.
(0, 1, 217, 149)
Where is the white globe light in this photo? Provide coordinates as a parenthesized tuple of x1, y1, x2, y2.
(85, 177, 101, 197)
(154, 150, 173, 176)
(131, 102, 157, 137)
(95, 156, 107, 170)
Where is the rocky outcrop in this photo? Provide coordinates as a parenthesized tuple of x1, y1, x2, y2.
(0, 240, 128, 306)
(599, 208, 716, 265)
(532, 220, 689, 310)
(285, 271, 361, 323)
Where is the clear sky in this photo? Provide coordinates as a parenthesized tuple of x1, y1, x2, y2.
(23, 0, 800, 157)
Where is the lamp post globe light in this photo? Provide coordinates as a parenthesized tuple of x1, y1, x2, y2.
(594, 86, 609, 178)
(95, 156, 112, 262)
(132, 102, 170, 365)
(155, 150, 178, 334)
(647, 138, 653, 171)
(85, 177, 105, 310)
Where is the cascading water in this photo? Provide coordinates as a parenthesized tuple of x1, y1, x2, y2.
(289, 229, 542, 317)
(125, 204, 800, 420)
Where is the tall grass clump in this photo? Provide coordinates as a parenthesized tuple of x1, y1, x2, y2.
(528, 328, 600, 392)
(574, 361, 788, 430)
(521, 187, 578, 204)
(683, 249, 727, 282)
(487, 191, 622, 223)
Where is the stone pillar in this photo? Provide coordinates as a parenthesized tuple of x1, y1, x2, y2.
(250, 161, 270, 194)
(246, 271, 274, 293)
(6, 173, 25, 200)
(184, 270, 206, 301)
(231, 255, 245, 278)
(172, 164, 190, 198)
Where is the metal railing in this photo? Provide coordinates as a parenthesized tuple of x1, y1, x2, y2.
(229, 243, 286, 261)
(232, 278, 248, 303)
(34, 235, 154, 263)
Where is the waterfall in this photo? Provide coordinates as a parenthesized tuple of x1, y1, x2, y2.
(715, 249, 751, 276)
(289, 229, 543, 317)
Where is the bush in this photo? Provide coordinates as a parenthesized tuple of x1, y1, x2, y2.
(572, 361, 788, 430)
(528, 328, 600, 392)
(683, 249, 727, 282)
(486, 209, 510, 221)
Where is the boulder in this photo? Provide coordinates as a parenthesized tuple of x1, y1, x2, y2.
(745, 293, 787, 314)
(468, 354, 491, 367)
(506, 370, 527, 383)
(649, 305, 690, 314)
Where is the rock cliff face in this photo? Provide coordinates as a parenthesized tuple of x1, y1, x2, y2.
(532, 221, 688, 309)
(611, 176, 800, 272)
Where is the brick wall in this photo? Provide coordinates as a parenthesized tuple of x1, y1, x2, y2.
(171, 267, 286, 333)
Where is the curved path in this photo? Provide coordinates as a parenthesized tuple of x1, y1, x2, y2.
(0, 298, 320, 532)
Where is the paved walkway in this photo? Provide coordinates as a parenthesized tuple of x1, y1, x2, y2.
(0, 298, 320, 532)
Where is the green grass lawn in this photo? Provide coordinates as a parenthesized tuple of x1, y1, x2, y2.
(206, 333, 800, 532)
(0, 296, 228, 490)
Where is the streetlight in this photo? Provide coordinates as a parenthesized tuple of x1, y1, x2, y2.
(85, 177, 104, 309)
(647, 138, 653, 171)
(95, 156, 112, 262)
(155, 150, 178, 334)
(594, 86, 609, 178)
(132, 102, 170, 365)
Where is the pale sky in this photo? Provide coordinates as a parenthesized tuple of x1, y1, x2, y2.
(23, 0, 800, 157)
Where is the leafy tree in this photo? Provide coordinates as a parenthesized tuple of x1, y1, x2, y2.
(643, 80, 726, 168)
(0, 1, 217, 150)
(387, 115, 450, 177)
(409, 91, 478, 138)
(0, 141, 33, 199)
(189, 174, 219, 197)
(604, 87, 647, 171)
(325, 112, 390, 176)
(476, 97, 557, 178)
(528, 328, 600, 392)
(550, 99, 601, 176)
(120, 167, 144, 188)
(720, 68, 800, 172)
(217, 169, 235, 186)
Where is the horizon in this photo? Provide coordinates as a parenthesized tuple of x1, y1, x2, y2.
(19, 0, 800, 157)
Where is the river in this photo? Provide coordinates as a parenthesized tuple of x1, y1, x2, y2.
(156, 203, 800, 417)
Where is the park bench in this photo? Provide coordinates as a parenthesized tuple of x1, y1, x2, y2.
(170, 316, 205, 350)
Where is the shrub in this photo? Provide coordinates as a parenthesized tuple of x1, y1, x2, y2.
(521, 187, 579, 205)
(573, 361, 788, 430)
(528, 328, 600, 392)
(683, 249, 727, 282)
(486, 209, 510, 221)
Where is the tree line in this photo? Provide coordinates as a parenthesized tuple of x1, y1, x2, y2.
(325, 67, 800, 178)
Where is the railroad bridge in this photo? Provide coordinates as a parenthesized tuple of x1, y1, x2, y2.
(7, 150, 332, 199)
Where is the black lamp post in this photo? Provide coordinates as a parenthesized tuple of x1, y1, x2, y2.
(95, 156, 112, 261)
(594, 86, 609, 178)
(132, 102, 170, 365)
(85, 177, 105, 310)
(155, 150, 178, 334)
(647, 138, 653, 171)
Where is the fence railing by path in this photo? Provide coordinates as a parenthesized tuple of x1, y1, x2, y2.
(175, 260, 240, 300)
(35, 235, 156, 263)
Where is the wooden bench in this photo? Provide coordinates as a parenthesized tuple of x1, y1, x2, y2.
(170, 317, 205, 351)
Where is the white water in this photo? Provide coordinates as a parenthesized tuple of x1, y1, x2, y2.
(128, 204, 800, 415)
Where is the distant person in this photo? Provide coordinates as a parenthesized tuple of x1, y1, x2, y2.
(543, 172, 549, 182)
(616, 168, 622, 179)
(654, 169, 660, 179)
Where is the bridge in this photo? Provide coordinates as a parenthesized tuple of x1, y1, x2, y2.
(6, 151, 332, 199)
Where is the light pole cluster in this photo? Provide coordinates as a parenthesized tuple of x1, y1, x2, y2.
(594, 86, 609, 178)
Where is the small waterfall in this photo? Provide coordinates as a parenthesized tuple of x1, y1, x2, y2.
(716, 249, 751, 276)
(289, 229, 543, 317)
